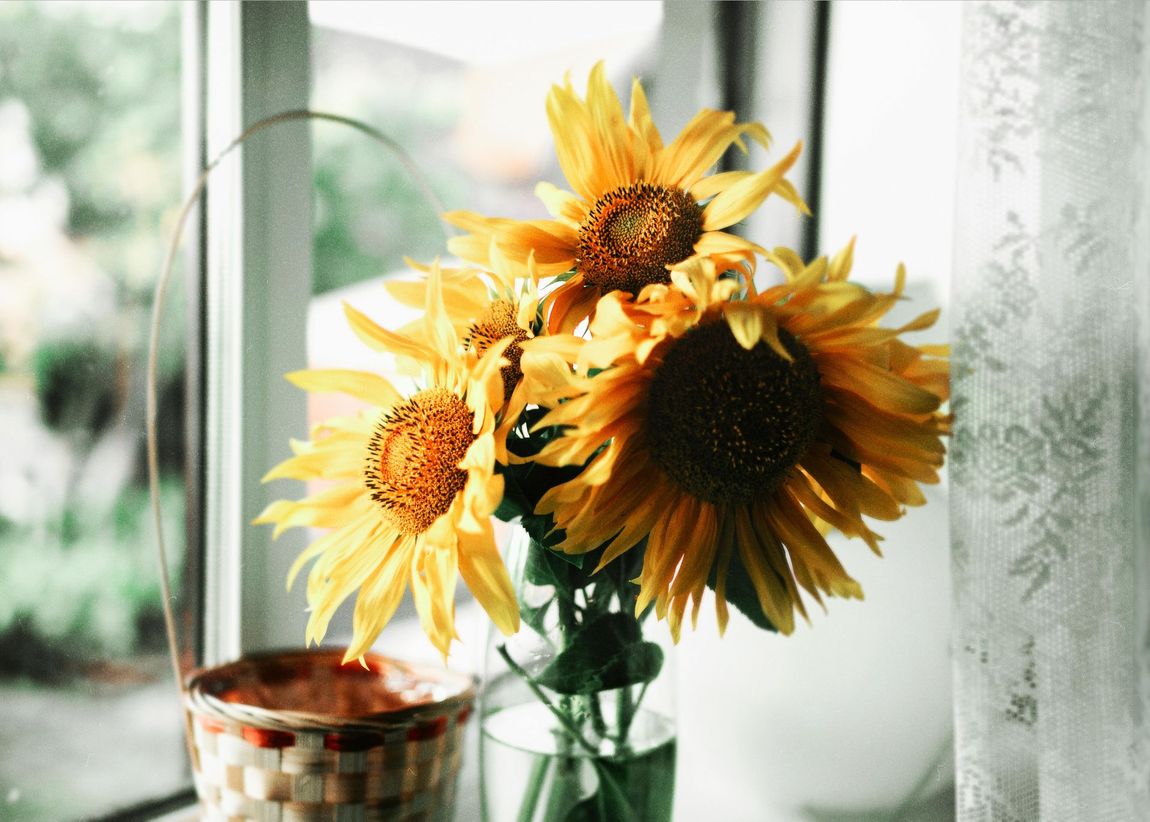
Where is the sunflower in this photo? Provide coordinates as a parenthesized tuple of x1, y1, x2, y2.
(520, 243, 949, 639)
(385, 244, 541, 407)
(254, 262, 520, 662)
(443, 62, 808, 334)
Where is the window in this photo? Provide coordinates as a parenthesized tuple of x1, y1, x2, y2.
(0, 3, 962, 819)
(302, 0, 666, 666)
(0, 1, 191, 817)
(674, 4, 961, 819)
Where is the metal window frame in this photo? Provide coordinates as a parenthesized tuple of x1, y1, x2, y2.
(709, 0, 832, 260)
(181, 0, 207, 690)
(658, 1, 830, 260)
(202, 0, 312, 665)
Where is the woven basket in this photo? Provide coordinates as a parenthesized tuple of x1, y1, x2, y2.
(185, 648, 474, 821)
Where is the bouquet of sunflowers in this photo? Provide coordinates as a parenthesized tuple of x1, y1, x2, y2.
(257, 64, 949, 822)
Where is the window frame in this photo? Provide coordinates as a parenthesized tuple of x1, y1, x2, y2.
(97, 2, 312, 817)
(194, 0, 829, 666)
(201, 0, 312, 664)
(100, 1, 833, 816)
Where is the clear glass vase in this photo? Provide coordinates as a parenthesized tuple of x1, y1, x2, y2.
(479, 525, 677, 822)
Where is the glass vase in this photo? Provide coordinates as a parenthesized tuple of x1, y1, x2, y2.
(479, 525, 677, 822)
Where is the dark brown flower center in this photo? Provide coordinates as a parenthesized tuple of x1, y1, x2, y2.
(466, 299, 530, 401)
(577, 182, 703, 295)
(365, 387, 476, 534)
(645, 322, 822, 506)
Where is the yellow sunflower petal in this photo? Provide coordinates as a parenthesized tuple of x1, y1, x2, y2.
(447, 232, 497, 268)
(544, 277, 601, 335)
(817, 354, 942, 415)
(770, 493, 863, 601)
(457, 517, 519, 636)
(627, 76, 663, 154)
(688, 170, 755, 202)
(788, 468, 884, 554)
(304, 519, 388, 647)
(654, 109, 741, 188)
(459, 436, 501, 528)
(342, 301, 428, 362)
(261, 437, 363, 482)
(701, 141, 803, 231)
(712, 517, 736, 635)
(692, 229, 765, 263)
(423, 259, 458, 366)
(586, 61, 641, 189)
(254, 481, 366, 539)
(386, 276, 489, 321)
(546, 71, 611, 200)
(286, 369, 402, 409)
(828, 236, 856, 281)
(342, 534, 415, 663)
(734, 507, 798, 634)
(775, 178, 812, 216)
(282, 512, 365, 592)
(410, 538, 459, 660)
(669, 504, 719, 598)
(535, 181, 587, 224)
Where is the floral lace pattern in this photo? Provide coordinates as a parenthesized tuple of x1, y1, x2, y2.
(952, 1, 1150, 819)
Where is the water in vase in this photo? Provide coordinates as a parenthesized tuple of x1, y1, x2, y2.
(481, 701, 676, 822)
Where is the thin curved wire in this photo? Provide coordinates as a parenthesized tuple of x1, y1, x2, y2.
(145, 109, 449, 760)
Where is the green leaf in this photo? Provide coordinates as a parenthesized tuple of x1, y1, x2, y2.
(592, 760, 640, 822)
(524, 540, 586, 589)
(561, 759, 652, 822)
(494, 465, 533, 522)
(564, 789, 621, 822)
(536, 612, 663, 695)
(519, 513, 578, 557)
(524, 542, 562, 586)
(520, 598, 553, 635)
(707, 546, 778, 633)
(564, 797, 599, 822)
(505, 412, 571, 460)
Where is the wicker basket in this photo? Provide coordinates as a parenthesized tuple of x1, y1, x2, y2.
(184, 648, 475, 821)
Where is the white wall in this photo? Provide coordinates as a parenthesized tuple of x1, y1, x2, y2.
(674, 3, 962, 820)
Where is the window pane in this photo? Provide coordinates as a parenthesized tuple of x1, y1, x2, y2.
(309, 0, 664, 295)
(303, 10, 662, 817)
(304, 1, 663, 651)
(0, 1, 189, 817)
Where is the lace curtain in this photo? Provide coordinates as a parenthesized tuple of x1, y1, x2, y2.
(951, 1, 1150, 819)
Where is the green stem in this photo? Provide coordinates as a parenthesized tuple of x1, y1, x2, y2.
(611, 562, 651, 751)
(544, 695, 581, 822)
(496, 643, 599, 757)
(515, 754, 553, 822)
(589, 692, 608, 741)
(616, 681, 648, 752)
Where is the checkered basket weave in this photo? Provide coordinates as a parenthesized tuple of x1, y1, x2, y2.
(185, 648, 475, 822)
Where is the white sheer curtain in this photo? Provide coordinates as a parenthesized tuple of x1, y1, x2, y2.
(951, 1, 1150, 819)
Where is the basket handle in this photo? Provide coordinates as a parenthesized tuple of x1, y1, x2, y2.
(145, 109, 447, 767)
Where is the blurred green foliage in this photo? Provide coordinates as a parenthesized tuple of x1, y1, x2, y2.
(313, 130, 463, 294)
(0, 3, 478, 674)
(0, 482, 184, 681)
(0, 1, 181, 269)
(0, 1, 184, 677)
(32, 338, 121, 437)
(310, 42, 469, 294)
